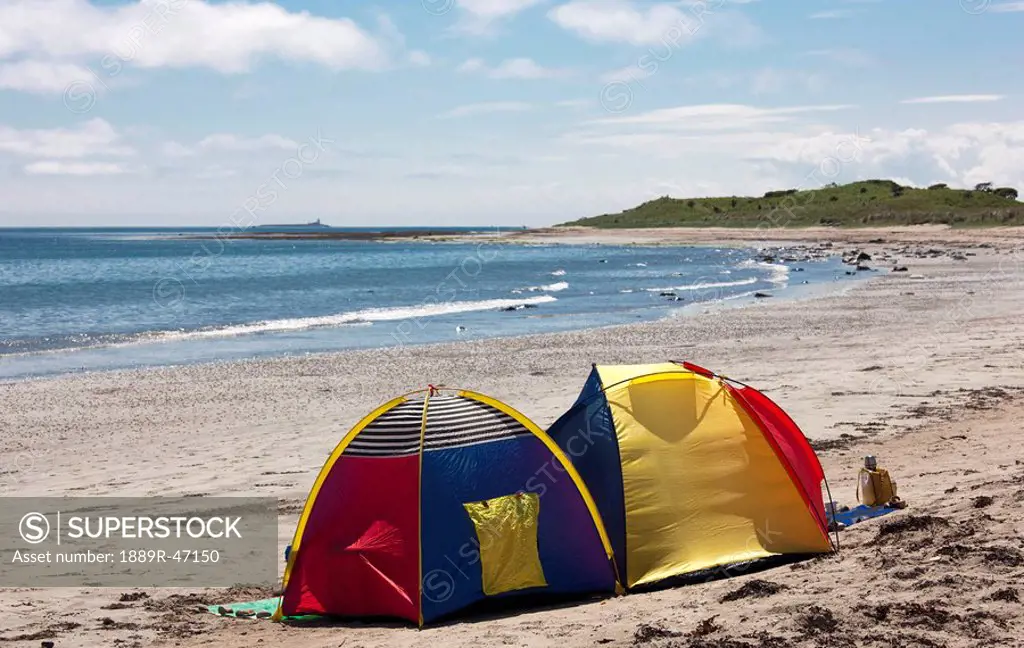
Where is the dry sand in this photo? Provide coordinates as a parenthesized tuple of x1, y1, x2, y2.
(1, 226, 1023, 647)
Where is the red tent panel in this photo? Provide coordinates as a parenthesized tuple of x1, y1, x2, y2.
(281, 455, 420, 622)
(726, 384, 829, 538)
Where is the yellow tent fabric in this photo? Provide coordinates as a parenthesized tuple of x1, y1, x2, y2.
(464, 492, 547, 596)
(594, 362, 686, 388)
(595, 365, 831, 587)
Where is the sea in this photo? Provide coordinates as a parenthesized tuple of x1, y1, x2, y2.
(0, 227, 862, 380)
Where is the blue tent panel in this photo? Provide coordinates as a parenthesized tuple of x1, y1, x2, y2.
(419, 434, 616, 623)
(546, 368, 628, 582)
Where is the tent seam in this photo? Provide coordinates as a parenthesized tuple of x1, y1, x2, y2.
(593, 368, 632, 590)
(416, 391, 430, 627)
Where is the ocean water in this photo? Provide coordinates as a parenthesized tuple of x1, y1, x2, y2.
(0, 227, 860, 380)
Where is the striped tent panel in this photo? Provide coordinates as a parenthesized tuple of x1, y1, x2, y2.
(423, 396, 530, 452)
(344, 399, 425, 457)
(343, 395, 532, 457)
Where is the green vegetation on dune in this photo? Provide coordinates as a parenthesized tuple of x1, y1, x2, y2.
(561, 180, 1023, 228)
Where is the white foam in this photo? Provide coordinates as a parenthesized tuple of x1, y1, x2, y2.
(644, 277, 757, 293)
(146, 296, 560, 342)
(760, 262, 791, 286)
(549, 269, 567, 276)
(736, 259, 790, 287)
(722, 290, 762, 301)
(518, 281, 569, 293)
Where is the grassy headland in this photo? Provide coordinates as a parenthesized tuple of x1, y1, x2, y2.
(561, 180, 1023, 228)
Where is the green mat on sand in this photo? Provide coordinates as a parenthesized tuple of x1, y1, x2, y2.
(207, 597, 322, 622)
(207, 597, 324, 622)
(207, 596, 280, 618)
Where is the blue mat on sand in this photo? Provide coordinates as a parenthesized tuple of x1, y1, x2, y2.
(827, 504, 897, 527)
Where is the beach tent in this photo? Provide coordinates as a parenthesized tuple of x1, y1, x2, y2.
(276, 387, 619, 625)
(546, 362, 834, 590)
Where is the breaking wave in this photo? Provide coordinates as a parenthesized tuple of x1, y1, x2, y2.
(514, 281, 569, 293)
(644, 277, 757, 293)
(155, 296, 559, 341)
(11, 296, 560, 354)
(737, 260, 791, 287)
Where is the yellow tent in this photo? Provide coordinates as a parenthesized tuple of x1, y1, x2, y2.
(546, 361, 834, 588)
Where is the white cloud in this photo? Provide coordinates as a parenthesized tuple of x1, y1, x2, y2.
(601, 65, 655, 84)
(989, 2, 1024, 11)
(555, 98, 593, 109)
(194, 164, 239, 180)
(4, 117, 1020, 226)
(458, 57, 569, 79)
(439, 101, 534, 118)
(0, 60, 93, 93)
(809, 10, 853, 19)
(0, 118, 133, 158)
(490, 57, 569, 79)
(566, 106, 1024, 198)
(900, 95, 1004, 105)
(160, 141, 195, 158)
(408, 50, 432, 67)
(682, 70, 741, 91)
(23, 160, 130, 175)
(457, 0, 546, 19)
(457, 58, 486, 73)
(155, 133, 301, 158)
(453, 0, 546, 34)
(197, 134, 298, 152)
(805, 48, 872, 67)
(754, 122, 1024, 190)
(549, 0, 764, 52)
(549, 0, 706, 46)
(588, 103, 856, 130)
(0, 0, 388, 86)
(750, 68, 826, 95)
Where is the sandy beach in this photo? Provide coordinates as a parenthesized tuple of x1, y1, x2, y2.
(2, 226, 1024, 647)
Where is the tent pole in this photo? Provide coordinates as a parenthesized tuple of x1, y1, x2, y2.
(822, 473, 840, 552)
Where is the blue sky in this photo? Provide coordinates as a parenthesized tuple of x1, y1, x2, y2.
(0, 0, 1021, 226)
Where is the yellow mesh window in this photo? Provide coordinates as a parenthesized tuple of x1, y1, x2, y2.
(463, 493, 547, 596)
